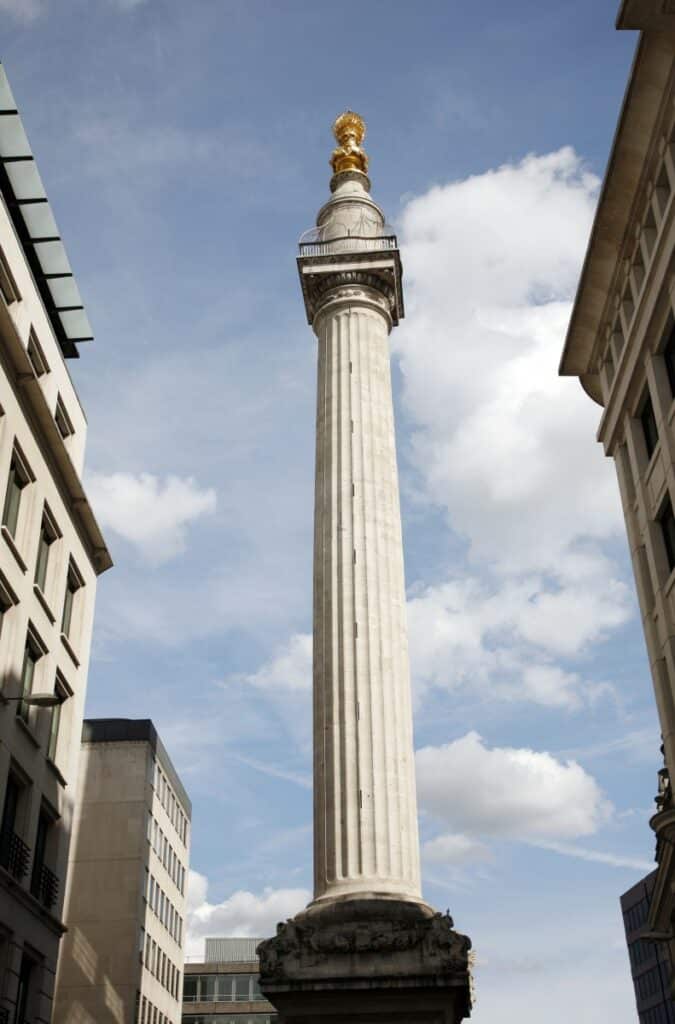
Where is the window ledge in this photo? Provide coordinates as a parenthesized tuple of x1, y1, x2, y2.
(33, 584, 56, 624)
(60, 632, 80, 668)
(16, 713, 40, 748)
(1, 525, 26, 573)
(45, 757, 67, 787)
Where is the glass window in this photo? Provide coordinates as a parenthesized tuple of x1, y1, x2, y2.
(17, 635, 39, 722)
(664, 323, 675, 398)
(61, 569, 79, 637)
(233, 975, 251, 1001)
(641, 393, 659, 461)
(47, 678, 67, 762)
(34, 515, 56, 591)
(2, 453, 28, 538)
(54, 400, 74, 443)
(660, 498, 675, 574)
(200, 974, 217, 1001)
(27, 330, 48, 378)
(251, 974, 263, 1000)
(183, 975, 198, 1001)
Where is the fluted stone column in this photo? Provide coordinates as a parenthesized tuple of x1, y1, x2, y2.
(258, 113, 472, 1024)
(312, 276, 420, 903)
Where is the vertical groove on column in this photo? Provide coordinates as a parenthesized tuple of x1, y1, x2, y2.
(376, 319, 396, 880)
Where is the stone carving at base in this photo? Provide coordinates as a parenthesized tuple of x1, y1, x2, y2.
(258, 899, 471, 987)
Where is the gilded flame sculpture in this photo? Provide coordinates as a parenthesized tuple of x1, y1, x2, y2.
(330, 110, 369, 175)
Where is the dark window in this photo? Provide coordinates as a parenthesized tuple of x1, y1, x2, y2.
(61, 563, 82, 639)
(2, 455, 28, 539)
(641, 394, 659, 461)
(47, 698, 60, 761)
(30, 808, 51, 902)
(27, 331, 48, 378)
(34, 515, 56, 592)
(54, 395, 73, 441)
(630, 938, 656, 969)
(625, 896, 650, 935)
(0, 775, 19, 840)
(640, 1005, 671, 1024)
(183, 975, 198, 1002)
(0, 247, 19, 305)
(664, 323, 675, 398)
(15, 953, 34, 1024)
(660, 498, 675, 575)
(17, 637, 39, 723)
(637, 964, 661, 1000)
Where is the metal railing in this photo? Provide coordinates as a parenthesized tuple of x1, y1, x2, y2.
(31, 863, 58, 910)
(298, 235, 397, 258)
(0, 828, 30, 882)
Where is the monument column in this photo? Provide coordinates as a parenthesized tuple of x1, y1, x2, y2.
(259, 113, 472, 1024)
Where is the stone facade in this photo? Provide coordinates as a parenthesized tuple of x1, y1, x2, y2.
(0, 63, 111, 1024)
(53, 720, 191, 1024)
(560, 5, 675, 980)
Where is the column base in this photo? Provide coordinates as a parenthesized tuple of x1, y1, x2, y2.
(257, 897, 473, 1023)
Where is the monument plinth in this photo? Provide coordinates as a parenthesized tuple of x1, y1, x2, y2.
(258, 113, 472, 1022)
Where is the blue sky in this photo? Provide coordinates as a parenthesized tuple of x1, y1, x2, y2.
(1, 1, 656, 1020)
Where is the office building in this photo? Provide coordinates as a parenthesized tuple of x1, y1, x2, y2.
(560, 0, 675, 984)
(54, 719, 191, 1024)
(0, 62, 111, 1024)
(183, 938, 276, 1024)
(621, 871, 675, 1024)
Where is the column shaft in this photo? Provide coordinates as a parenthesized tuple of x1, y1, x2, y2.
(312, 286, 421, 902)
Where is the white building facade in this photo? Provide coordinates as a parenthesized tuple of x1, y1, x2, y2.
(561, 1, 675, 984)
(0, 63, 111, 1024)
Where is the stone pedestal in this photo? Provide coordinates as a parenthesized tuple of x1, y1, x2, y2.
(258, 899, 472, 1023)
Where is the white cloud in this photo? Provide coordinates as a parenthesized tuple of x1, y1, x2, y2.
(0, 0, 44, 21)
(422, 832, 493, 865)
(186, 870, 309, 958)
(407, 560, 628, 709)
(398, 148, 614, 577)
(241, 633, 312, 692)
(416, 732, 611, 840)
(87, 471, 216, 564)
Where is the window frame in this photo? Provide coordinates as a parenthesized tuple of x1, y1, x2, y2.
(2, 444, 33, 541)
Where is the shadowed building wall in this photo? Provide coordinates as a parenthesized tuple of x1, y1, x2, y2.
(54, 719, 191, 1024)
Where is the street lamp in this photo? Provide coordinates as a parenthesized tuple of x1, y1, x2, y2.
(1, 692, 64, 708)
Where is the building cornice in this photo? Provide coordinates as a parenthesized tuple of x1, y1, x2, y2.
(560, 31, 675, 382)
(617, 1, 675, 31)
(0, 299, 112, 575)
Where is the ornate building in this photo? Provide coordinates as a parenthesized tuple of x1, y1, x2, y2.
(560, 0, 675, 984)
(0, 63, 111, 1024)
(258, 113, 472, 1023)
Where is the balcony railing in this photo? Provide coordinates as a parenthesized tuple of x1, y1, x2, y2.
(0, 828, 30, 882)
(31, 863, 58, 910)
(298, 235, 397, 258)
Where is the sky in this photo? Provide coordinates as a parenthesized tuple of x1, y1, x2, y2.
(0, 1, 658, 1020)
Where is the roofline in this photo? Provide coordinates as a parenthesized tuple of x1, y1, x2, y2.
(560, 30, 675, 378)
(82, 717, 192, 817)
(0, 62, 94, 359)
